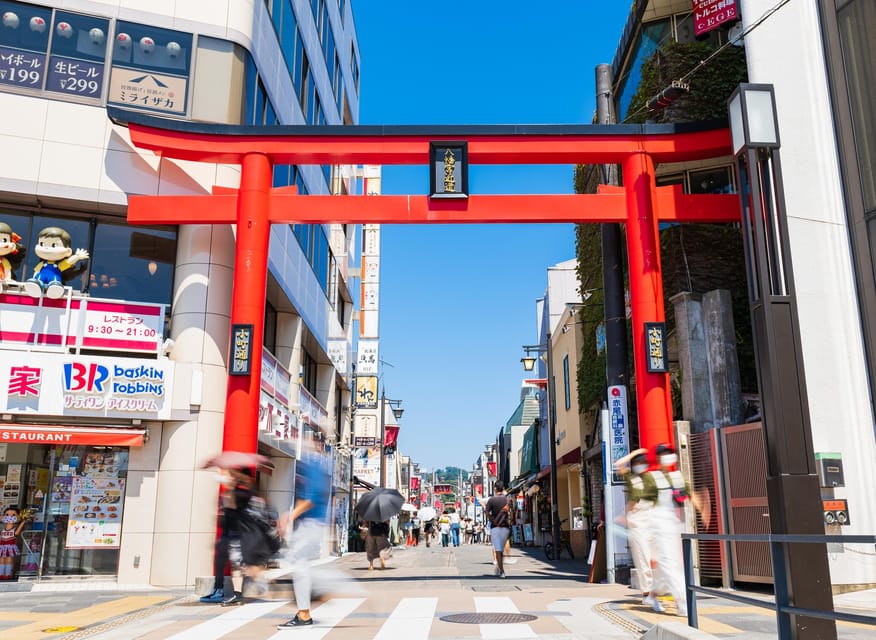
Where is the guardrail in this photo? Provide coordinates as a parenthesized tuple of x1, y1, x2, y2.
(681, 532, 876, 638)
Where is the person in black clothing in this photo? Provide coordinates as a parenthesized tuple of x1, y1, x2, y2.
(484, 481, 512, 578)
(363, 520, 391, 571)
(215, 467, 264, 606)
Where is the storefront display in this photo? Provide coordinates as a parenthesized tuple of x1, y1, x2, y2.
(4, 444, 130, 579)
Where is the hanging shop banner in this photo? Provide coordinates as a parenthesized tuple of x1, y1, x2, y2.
(0, 293, 165, 354)
(355, 375, 378, 409)
(67, 477, 125, 549)
(644, 322, 668, 373)
(0, 352, 174, 420)
(434, 484, 453, 495)
(356, 340, 379, 375)
(692, 0, 738, 37)
(352, 446, 380, 486)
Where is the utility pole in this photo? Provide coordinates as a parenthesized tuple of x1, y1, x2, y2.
(379, 389, 386, 487)
(597, 62, 631, 584)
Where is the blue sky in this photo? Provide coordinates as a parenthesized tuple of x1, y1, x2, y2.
(352, 3, 633, 473)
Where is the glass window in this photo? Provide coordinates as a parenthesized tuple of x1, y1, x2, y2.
(689, 166, 735, 194)
(0, 210, 31, 281)
(281, 3, 298, 76)
(563, 355, 571, 410)
(44, 11, 109, 100)
(108, 21, 192, 115)
(617, 20, 671, 121)
(0, 1, 52, 91)
(90, 224, 176, 304)
(22, 216, 91, 293)
(264, 300, 277, 355)
(838, 1, 876, 211)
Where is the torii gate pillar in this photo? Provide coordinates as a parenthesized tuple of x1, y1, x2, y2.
(223, 153, 272, 452)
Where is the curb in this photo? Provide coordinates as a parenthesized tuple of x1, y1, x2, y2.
(641, 621, 721, 640)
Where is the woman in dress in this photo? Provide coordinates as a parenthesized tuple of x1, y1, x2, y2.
(363, 520, 391, 570)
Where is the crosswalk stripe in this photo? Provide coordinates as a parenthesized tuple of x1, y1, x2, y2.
(373, 597, 438, 640)
(166, 601, 287, 640)
(475, 596, 537, 639)
(269, 598, 366, 638)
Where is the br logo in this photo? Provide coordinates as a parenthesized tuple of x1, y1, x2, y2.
(63, 362, 109, 392)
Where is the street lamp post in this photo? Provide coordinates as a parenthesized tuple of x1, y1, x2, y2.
(728, 83, 835, 640)
(378, 390, 404, 487)
(522, 336, 560, 563)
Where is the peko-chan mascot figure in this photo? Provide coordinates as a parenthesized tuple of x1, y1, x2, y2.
(0, 222, 25, 288)
(23, 226, 89, 299)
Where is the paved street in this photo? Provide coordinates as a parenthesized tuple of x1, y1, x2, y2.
(0, 542, 872, 639)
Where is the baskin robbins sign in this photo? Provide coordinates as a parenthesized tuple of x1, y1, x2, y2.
(0, 352, 174, 419)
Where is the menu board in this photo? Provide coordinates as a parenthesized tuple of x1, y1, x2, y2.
(66, 477, 125, 549)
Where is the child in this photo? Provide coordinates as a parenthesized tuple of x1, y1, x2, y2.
(0, 507, 29, 580)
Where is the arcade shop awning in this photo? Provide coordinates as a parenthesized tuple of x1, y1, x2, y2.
(0, 424, 146, 446)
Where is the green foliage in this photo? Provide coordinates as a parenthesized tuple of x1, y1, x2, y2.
(572, 36, 756, 426)
(626, 40, 748, 124)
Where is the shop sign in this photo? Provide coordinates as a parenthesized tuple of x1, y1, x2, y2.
(0, 352, 174, 419)
(0, 426, 144, 446)
(0, 294, 165, 353)
(300, 387, 327, 429)
(107, 66, 187, 115)
(356, 341, 379, 375)
(693, 0, 738, 37)
(607, 385, 630, 484)
(258, 390, 297, 442)
(434, 484, 453, 495)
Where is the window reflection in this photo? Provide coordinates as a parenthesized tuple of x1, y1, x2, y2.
(1, 210, 175, 306)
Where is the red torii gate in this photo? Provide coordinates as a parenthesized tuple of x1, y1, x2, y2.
(107, 108, 738, 456)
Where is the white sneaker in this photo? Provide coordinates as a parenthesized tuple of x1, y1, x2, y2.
(676, 602, 688, 617)
(643, 594, 665, 613)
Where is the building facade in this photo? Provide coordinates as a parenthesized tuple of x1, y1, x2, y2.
(0, 0, 361, 586)
(610, 0, 876, 589)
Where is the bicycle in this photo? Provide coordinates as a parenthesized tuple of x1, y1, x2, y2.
(542, 520, 575, 560)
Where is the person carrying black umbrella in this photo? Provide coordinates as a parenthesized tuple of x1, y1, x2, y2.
(363, 519, 391, 570)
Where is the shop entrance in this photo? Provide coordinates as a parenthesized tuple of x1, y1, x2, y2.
(7, 444, 128, 580)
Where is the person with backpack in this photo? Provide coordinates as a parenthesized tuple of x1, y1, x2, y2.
(484, 481, 512, 577)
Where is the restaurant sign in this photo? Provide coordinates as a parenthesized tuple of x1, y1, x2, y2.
(692, 0, 738, 37)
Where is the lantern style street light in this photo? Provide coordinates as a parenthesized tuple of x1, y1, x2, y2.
(728, 83, 835, 640)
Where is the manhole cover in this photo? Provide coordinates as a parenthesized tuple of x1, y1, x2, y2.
(440, 613, 537, 624)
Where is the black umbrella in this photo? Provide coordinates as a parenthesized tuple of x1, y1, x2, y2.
(355, 488, 404, 522)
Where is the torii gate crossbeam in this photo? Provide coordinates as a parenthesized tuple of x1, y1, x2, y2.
(107, 107, 736, 458)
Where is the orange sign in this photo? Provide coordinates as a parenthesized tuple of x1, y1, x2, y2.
(822, 499, 847, 512)
(0, 425, 144, 446)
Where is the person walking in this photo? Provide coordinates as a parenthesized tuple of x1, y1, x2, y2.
(276, 447, 332, 629)
(615, 448, 663, 613)
(438, 511, 451, 547)
(648, 443, 697, 617)
(484, 481, 512, 578)
(422, 516, 435, 547)
(364, 519, 392, 570)
(449, 508, 461, 547)
(411, 514, 421, 546)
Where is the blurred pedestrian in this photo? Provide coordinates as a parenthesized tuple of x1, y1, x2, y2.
(464, 518, 474, 544)
(364, 519, 392, 570)
(422, 516, 435, 547)
(615, 448, 662, 613)
(648, 443, 699, 617)
(449, 508, 461, 547)
(484, 481, 512, 577)
(438, 511, 451, 547)
(277, 440, 358, 628)
(411, 514, 421, 545)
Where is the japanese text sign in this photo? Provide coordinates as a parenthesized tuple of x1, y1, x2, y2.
(693, 0, 738, 37)
(230, 324, 253, 376)
(645, 322, 668, 373)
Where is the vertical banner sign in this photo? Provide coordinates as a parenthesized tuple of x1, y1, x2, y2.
(230, 324, 253, 375)
(692, 0, 738, 37)
(644, 322, 668, 373)
(607, 385, 630, 484)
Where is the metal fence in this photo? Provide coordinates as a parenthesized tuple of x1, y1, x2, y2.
(681, 532, 876, 638)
